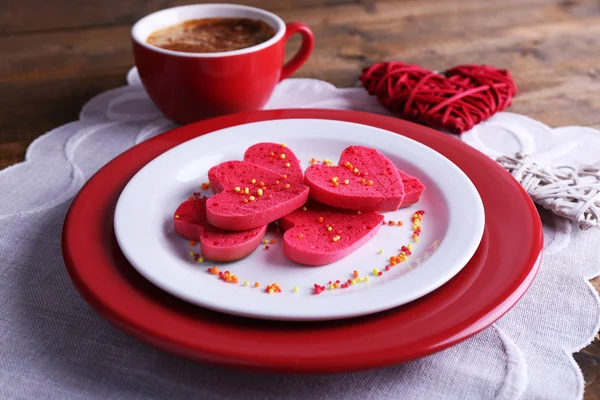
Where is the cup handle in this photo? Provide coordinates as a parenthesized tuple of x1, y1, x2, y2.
(280, 22, 314, 81)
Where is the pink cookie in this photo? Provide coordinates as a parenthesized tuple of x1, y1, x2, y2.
(174, 198, 267, 262)
(398, 170, 426, 207)
(304, 146, 405, 212)
(207, 160, 309, 230)
(244, 143, 303, 183)
(279, 202, 384, 266)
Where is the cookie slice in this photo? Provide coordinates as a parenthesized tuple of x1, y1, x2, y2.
(244, 142, 303, 183)
(304, 146, 405, 211)
(398, 170, 426, 207)
(207, 160, 309, 230)
(279, 202, 384, 266)
(174, 198, 267, 262)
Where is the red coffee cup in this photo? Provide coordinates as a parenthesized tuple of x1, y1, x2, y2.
(132, 4, 314, 124)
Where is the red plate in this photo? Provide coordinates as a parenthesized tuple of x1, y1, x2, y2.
(62, 109, 543, 373)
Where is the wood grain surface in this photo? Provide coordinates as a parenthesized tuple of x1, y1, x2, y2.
(1, 0, 599, 396)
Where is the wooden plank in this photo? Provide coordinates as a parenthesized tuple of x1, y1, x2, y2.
(3, 0, 600, 90)
(2, 0, 591, 35)
(0, 0, 376, 34)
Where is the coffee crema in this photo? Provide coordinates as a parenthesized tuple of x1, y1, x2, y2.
(146, 18, 276, 53)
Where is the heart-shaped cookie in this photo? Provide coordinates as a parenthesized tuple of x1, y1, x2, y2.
(304, 146, 404, 211)
(279, 202, 384, 266)
(360, 62, 517, 134)
(244, 142, 304, 183)
(174, 198, 267, 262)
(207, 160, 309, 230)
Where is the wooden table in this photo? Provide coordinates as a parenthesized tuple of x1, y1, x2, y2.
(2, 0, 600, 396)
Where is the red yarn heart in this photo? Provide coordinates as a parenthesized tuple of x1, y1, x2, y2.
(360, 62, 517, 134)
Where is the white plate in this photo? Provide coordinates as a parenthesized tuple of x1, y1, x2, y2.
(114, 119, 484, 321)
